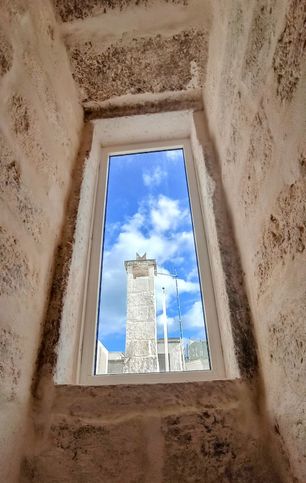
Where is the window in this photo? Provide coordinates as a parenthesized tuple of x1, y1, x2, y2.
(80, 139, 225, 384)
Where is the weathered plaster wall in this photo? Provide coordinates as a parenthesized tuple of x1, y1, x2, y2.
(203, 0, 306, 480)
(0, 1, 82, 481)
(21, 381, 281, 482)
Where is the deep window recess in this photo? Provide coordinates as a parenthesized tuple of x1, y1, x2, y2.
(80, 140, 225, 384)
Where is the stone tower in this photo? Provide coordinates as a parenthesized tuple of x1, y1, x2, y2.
(124, 253, 159, 373)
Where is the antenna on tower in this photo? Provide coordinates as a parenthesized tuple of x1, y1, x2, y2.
(156, 269, 185, 370)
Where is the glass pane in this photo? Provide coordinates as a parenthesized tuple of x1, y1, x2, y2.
(95, 148, 211, 374)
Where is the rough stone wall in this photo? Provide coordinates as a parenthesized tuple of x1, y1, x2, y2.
(203, 0, 306, 480)
(21, 381, 281, 483)
(54, 0, 211, 115)
(0, 1, 82, 481)
(53, 0, 190, 22)
(2, 0, 304, 481)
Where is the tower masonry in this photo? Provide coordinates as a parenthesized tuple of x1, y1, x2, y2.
(124, 253, 159, 373)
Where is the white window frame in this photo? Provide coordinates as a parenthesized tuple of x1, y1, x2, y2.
(79, 138, 225, 385)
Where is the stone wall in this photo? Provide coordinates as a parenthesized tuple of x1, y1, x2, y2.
(54, 0, 212, 117)
(203, 0, 306, 480)
(0, 1, 82, 481)
(1, 0, 305, 481)
(21, 381, 281, 483)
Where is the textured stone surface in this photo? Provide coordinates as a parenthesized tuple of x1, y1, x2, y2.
(1, 0, 306, 481)
(203, 0, 306, 480)
(240, 106, 274, 214)
(0, 327, 22, 402)
(162, 411, 269, 482)
(256, 179, 306, 296)
(0, 1, 82, 481)
(55, 0, 210, 111)
(21, 381, 281, 483)
(192, 112, 259, 381)
(273, 0, 306, 102)
(68, 29, 207, 108)
(241, 0, 279, 94)
(0, 28, 13, 76)
(124, 257, 159, 373)
(33, 124, 92, 388)
(54, 0, 189, 23)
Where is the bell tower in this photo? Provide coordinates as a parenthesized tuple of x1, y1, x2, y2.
(124, 253, 159, 373)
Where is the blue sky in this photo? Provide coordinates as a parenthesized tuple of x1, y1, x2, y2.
(97, 149, 207, 352)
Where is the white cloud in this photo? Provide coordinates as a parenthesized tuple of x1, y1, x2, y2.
(98, 263, 127, 338)
(151, 195, 187, 232)
(143, 166, 167, 187)
(154, 267, 200, 315)
(99, 194, 199, 341)
(182, 300, 205, 329)
(187, 267, 199, 281)
(156, 313, 176, 328)
(165, 150, 182, 161)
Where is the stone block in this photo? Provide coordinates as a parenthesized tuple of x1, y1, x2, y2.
(127, 305, 150, 321)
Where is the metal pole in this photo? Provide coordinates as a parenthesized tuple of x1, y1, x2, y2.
(156, 271, 184, 340)
(174, 273, 185, 370)
(174, 274, 183, 341)
(162, 287, 169, 372)
(157, 271, 184, 370)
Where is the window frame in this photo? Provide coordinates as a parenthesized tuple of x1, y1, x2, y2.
(79, 138, 225, 385)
